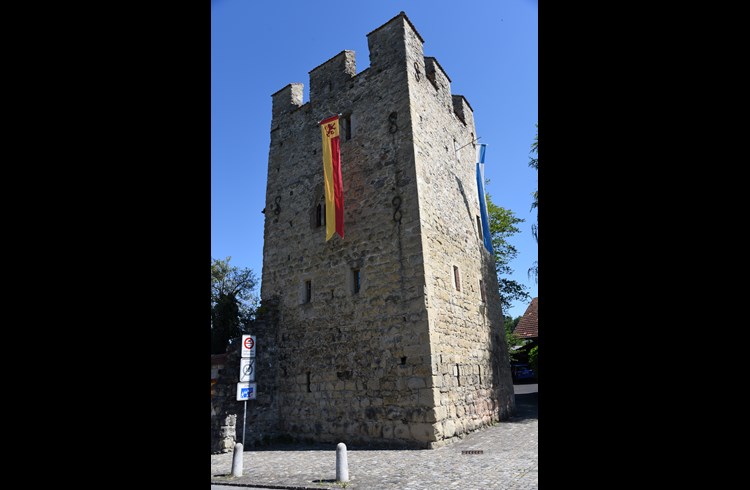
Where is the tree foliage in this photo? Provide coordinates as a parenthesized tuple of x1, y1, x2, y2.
(485, 191, 531, 313)
(211, 257, 259, 354)
(528, 345, 538, 377)
(528, 123, 538, 172)
(504, 315, 524, 363)
(528, 123, 538, 283)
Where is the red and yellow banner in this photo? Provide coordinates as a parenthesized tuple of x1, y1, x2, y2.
(320, 115, 344, 240)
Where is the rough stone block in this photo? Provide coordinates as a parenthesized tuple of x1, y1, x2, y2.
(433, 406, 447, 422)
(442, 419, 456, 438)
(366, 421, 382, 438)
(410, 423, 438, 442)
(393, 422, 409, 440)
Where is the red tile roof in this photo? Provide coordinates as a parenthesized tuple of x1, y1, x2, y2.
(513, 297, 538, 339)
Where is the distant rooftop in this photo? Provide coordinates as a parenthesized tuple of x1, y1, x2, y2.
(513, 297, 538, 339)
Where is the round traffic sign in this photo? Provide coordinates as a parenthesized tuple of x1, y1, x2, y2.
(244, 337, 254, 350)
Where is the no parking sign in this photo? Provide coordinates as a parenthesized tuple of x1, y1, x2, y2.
(241, 335, 256, 358)
(240, 357, 255, 382)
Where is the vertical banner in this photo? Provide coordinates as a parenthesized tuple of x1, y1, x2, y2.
(476, 144, 494, 254)
(320, 114, 344, 240)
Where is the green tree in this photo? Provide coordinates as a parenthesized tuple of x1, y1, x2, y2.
(504, 315, 524, 363)
(528, 345, 538, 377)
(211, 257, 259, 354)
(485, 191, 531, 313)
(528, 124, 538, 283)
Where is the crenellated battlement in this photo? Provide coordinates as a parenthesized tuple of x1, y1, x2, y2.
(423, 56, 454, 111)
(271, 83, 303, 119)
(269, 12, 418, 120)
(308, 50, 356, 105)
(424, 56, 452, 88)
(366, 11, 424, 71)
(271, 11, 471, 120)
(452, 94, 475, 127)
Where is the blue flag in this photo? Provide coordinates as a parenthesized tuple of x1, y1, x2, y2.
(476, 144, 494, 254)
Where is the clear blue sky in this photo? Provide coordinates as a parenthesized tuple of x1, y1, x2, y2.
(211, 0, 537, 319)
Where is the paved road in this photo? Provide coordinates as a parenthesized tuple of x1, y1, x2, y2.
(211, 384, 537, 489)
(513, 382, 538, 395)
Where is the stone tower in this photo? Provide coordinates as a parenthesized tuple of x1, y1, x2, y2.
(256, 11, 515, 449)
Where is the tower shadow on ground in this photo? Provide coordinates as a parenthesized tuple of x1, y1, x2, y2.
(511, 392, 538, 421)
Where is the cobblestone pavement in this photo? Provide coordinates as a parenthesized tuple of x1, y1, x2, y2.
(211, 390, 537, 490)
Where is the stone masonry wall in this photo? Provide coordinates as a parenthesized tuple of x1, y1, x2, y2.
(260, 14, 434, 448)
(404, 19, 515, 447)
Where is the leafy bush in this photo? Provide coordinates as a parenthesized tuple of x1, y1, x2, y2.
(528, 345, 538, 378)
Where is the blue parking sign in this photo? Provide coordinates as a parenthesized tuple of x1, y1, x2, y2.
(236, 382, 257, 401)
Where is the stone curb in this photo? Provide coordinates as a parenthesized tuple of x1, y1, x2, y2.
(210, 481, 334, 490)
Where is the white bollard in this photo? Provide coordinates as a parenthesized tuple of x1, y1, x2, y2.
(336, 442, 349, 482)
(231, 442, 244, 477)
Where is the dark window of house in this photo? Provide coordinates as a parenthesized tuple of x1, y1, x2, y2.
(476, 215, 482, 239)
(304, 280, 312, 303)
(453, 266, 461, 291)
(480, 280, 486, 302)
(352, 269, 360, 294)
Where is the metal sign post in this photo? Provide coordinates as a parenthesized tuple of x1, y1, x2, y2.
(242, 399, 247, 446)
(238, 334, 257, 447)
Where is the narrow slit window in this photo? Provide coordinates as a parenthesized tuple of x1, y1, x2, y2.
(480, 280, 486, 302)
(344, 114, 352, 141)
(352, 269, 361, 294)
(476, 215, 482, 239)
(315, 203, 323, 227)
(304, 280, 312, 303)
(453, 266, 461, 291)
